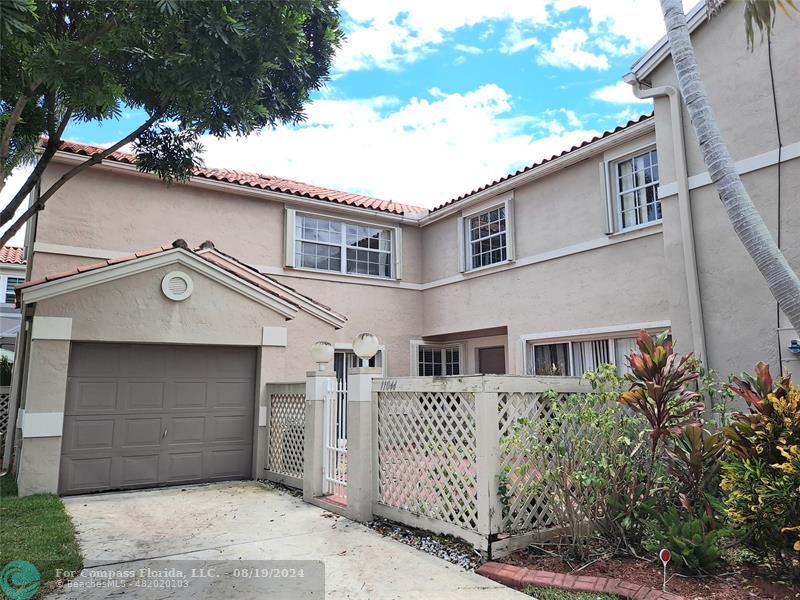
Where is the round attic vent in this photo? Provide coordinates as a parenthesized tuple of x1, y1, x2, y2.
(161, 271, 193, 301)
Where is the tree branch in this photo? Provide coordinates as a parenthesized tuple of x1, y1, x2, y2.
(0, 82, 41, 189)
(0, 111, 163, 247)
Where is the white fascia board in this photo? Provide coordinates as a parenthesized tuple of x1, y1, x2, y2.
(21, 248, 299, 320)
(420, 118, 656, 225)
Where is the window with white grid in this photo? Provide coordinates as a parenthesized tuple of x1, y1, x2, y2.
(615, 148, 660, 230)
(466, 205, 507, 270)
(294, 214, 393, 278)
(4, 276, 23, 304)
(417, 345, 460, 376)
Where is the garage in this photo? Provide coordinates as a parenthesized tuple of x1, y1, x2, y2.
(59, 343, 256, 495)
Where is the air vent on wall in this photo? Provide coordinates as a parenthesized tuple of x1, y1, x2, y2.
(161, 271, 193, 301)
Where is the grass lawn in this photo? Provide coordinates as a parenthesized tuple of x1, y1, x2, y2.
(525, 585, 622, 600)
(0, 474, 82, 594)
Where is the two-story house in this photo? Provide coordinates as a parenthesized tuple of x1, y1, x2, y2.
(7, 1, 798, 496)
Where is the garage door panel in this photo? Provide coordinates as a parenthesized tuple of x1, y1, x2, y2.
(206, 448, 251, 478)
(212, 381, 253, 408)
(62, 418, 116, 452)
(60, 343, 255, 495)
(126, 381, 165, 411)
(171, 381, 208, 410)
(121, 418, 163, 447)
(165, 451, 204, 482)
(120, 455, 160, 487)
(169, 416, 206, 444)
(60, 456, 113, 492)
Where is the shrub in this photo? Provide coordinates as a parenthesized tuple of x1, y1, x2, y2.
(721, 363, 800, 570)
(664, 424, 725, 519)
(646, 507, 725, 572)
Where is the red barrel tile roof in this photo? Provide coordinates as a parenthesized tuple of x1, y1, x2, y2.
(55, 140, 427, 216)
(0, 246, 25, 264)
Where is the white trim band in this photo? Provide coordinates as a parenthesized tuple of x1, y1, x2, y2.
(31, 316, 72, 341)
(22, 411, 64, 438)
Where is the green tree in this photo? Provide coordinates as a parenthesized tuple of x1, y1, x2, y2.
(0, 0, 342, 245)
(656, 0, 800, 333)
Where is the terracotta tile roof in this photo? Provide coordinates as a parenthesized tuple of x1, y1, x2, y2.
(431, 113, 655, 213)
(0, 246, 26, 264)
(54, 140, 427, 216)
(16, 240, 346, 327)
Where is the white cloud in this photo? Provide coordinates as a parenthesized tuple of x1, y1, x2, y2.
(592, 81, 653, 104)
(499, 23, 539, 54)
(335, 0, 550, 72)
(539, 28, 609, 70)
(199, 85, 599, 208)
(454, 44, 483, 55)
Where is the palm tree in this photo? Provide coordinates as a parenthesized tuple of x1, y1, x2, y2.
(658, 0, 800, 333)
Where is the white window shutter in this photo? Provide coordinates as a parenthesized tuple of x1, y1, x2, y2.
(394, 227, 403, 280)
(600, 161, 614, 234)
(505, 194, 516, 262)
(284, 208, 296, 267)
(457, 215, 466, 273)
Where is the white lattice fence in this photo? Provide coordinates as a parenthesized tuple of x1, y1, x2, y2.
(265, 383, 305, 488)
(376, 390, 478, 532)
(498, 390, 573, 535)
(0, 386, 9, 459)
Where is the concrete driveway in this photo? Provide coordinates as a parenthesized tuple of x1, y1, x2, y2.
(52, 481, 526, 599)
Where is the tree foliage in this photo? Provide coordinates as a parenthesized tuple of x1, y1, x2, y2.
(0, 0, 342, 243)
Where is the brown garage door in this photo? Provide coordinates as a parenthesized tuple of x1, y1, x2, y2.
(60, 343, 256, 495)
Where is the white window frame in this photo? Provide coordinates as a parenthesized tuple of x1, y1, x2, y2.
(1, 273, 25, 305)
(607, 145, 661, 233)
(410, 341, 464, 376)
(520, 321, 671, 377)
(285, 209, 401, 280)
(459, 193, 515, 273)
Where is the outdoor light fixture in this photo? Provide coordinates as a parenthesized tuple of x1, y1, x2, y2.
(352, 332, 380, 366)
(311, 341, 335, 371)
(789, 339, 800, 355)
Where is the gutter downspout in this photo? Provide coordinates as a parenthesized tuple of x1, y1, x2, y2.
(624, 75, 708, 364)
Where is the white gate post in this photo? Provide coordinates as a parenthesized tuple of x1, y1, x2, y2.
(346, 366, 382, 522)
(475, 390, 503, 552)
(303, 369, 335, 502)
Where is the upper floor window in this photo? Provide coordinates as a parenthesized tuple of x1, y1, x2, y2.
(466, 205, 507, 270)
(615, 149, 660, 231)
(4, 276, 23, 304)
(417, 345, 460, 376)
(294, 213, 394, 278)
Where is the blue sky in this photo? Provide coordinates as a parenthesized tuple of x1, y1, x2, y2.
(52, 1, 693, 211)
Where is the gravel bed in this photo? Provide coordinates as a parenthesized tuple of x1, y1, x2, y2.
(366, 517, 483, 570)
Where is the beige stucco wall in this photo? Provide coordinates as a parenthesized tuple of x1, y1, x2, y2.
(645, 4, 800, 376)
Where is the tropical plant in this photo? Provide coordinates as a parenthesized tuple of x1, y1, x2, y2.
(646, 507, 725, 572)
(664, 425, 725, 519)
(618, 329, 704, 453)
(0, 355, 11, 386)
(721, 363, 800, 570)
(659, 0, 800, 333)
(0, 0, 342, 246)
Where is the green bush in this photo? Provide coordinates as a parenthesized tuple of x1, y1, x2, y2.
(721, 363, 800, 570)
(646, 507, 725, 572)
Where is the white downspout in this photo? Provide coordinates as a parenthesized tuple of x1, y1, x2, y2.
(624, 75, 708, 364)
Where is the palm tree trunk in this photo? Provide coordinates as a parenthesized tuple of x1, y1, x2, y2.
(659, 0, 800, 334)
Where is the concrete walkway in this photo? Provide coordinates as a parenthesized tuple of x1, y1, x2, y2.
(52, 481, 527, 599)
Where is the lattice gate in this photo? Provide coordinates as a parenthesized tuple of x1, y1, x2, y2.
(323, 378, 348, 503)
(265, 383, 306, 489)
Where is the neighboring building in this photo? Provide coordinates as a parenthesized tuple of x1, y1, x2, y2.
(0, 246, 26, 354)
(7, 1, 798, 495)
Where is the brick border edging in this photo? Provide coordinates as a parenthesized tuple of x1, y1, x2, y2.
(476, 562, 685, 600)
